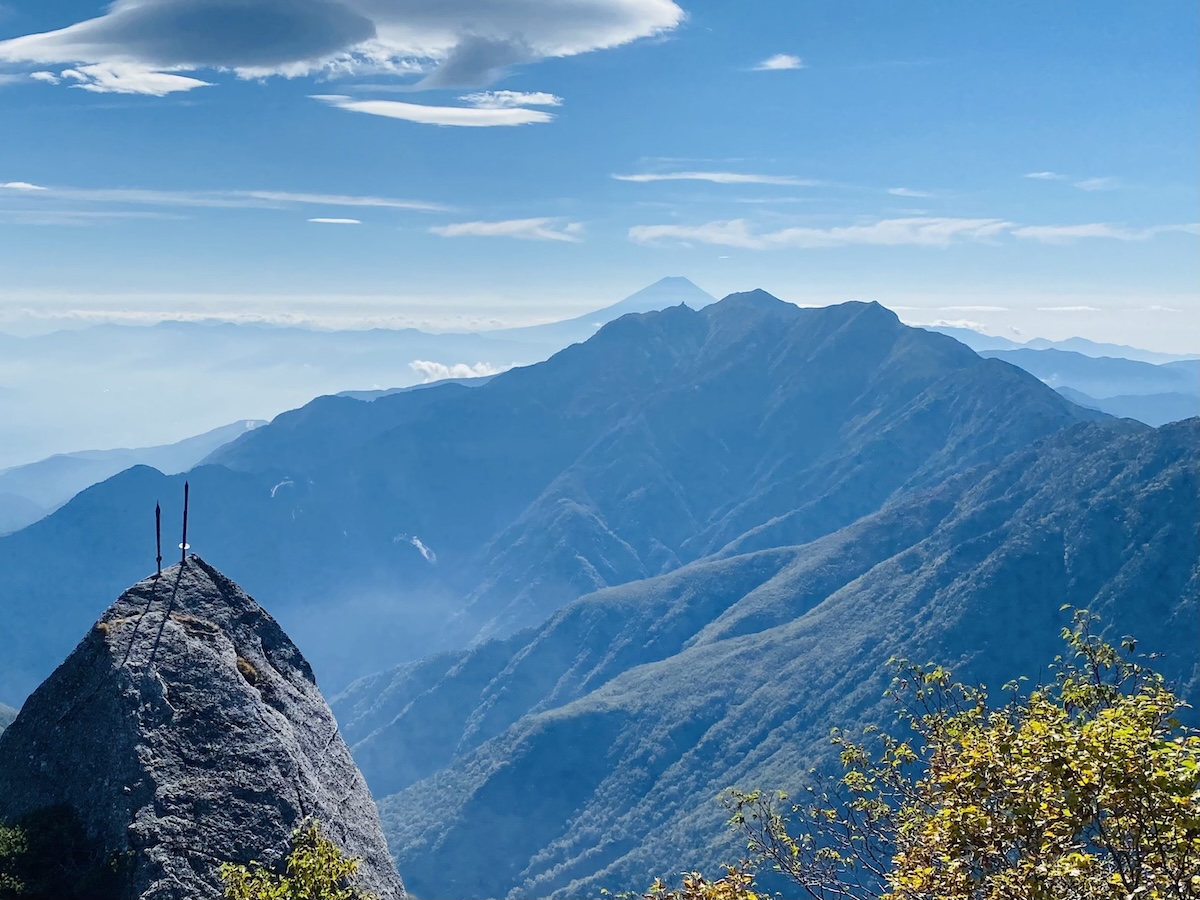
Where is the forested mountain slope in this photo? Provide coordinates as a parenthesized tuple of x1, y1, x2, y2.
(344, 417, 1198, 899)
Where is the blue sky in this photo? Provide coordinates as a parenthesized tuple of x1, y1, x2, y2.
(0, 0, 1196, 349)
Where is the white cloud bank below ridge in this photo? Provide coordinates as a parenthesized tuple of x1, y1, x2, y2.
(629, 217, 1200, 249)
(409, 360, 508, 383)
(430, 218, 584, 242)
(0, 0, 685, 90)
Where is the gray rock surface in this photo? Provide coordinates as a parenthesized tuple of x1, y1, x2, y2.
(0, 556, 405, 900)
(0, 702, 14, 736)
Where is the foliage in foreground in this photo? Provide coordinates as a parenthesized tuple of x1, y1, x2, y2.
(641, 611, 1200, 900)
(221, 819, 377, 900)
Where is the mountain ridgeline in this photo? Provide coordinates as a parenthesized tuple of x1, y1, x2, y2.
(0, 292, 1103, 700)
(0, 290, 1194, 898)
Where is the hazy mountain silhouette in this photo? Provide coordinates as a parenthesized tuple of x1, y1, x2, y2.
(0, 279, 712, 469)
(0, 293, 1100, 701)
(1056, 386, 1198, 426)
(0, 419, 265, 535)
(979, 348, 1198, 399)
(929, 325, 1198, 364)
(490, 276, 716, 347)
(338, 417, 1198, 899)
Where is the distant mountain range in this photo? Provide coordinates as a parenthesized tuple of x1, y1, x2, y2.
(0, 419, 265, 535)
(925, 326, 1198, 426)
(0, 702, 14, 737)
(929, 324, 1199, 364)
(0, 292, 1099, 699)
(0, 277, 712, 469)
(0, 290, 1194, 896)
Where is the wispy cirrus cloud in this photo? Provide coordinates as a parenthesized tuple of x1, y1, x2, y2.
(629, 217, 1014, 249)
(1024, 171, 1121, 192)
(1013, 223, 1198, 242)
(313, 93, 555, 126)
(1072, 176, 1119, 192)
(631, 216, 1199, 249)
(430, 218, 584, 242)
(887, 187, 932, 198)
(308, 217, 361, 225)
(0, 180, 447, 215)
(753, 53, 804, 71)
(613, 171, 821, 186)
(0, 0, 684, 89)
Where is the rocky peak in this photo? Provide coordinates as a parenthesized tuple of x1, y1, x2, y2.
(0, 556, 405, 899)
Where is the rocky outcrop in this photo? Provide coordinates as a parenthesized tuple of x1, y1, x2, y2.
(0, 556, 405, 900)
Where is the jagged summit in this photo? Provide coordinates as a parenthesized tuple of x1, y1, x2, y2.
(0, 556, 404, 900)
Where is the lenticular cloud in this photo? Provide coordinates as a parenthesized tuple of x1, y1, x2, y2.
(0, 0, 684, 88)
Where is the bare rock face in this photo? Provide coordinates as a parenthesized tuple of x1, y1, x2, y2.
(0, 557, 406, 900)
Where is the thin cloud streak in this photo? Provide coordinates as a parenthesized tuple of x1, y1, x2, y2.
(613, 171, 821, 186)
(313, 94, 555, 126)
(0, 181, 447, 211)
(629, 217, 1014, 249)
(630, 217, 1200, 249)
(430, 218, 584, 242)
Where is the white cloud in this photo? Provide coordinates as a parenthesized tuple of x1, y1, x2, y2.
(28, 70, 59, 84)
(459, 90, 562, 109)
(888, 187, 932, 198)
(754, 53, 804, 71)
(1013, 222, 1199, 242)
(1036, 306, 1101, 312)
(631, 217, 1200, 250)
(939, 305, 1010, 312)
(308, 217, 361, 224)
(409, 536, 437, 564)
(60, 63, 211, 96)
(430, 218, 584, 242)
(313, 94, 554, 126)
(929, 319, 990, 332)
(0, 0, 684, 87)
(1024, 171, 1066, 181)
(612, 171, 820, 186)
(408, 360, 508, 382)
(629, 217, 1015, 249)
(1073, 176, 1118, 192)
(0, 181, 445, 211)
